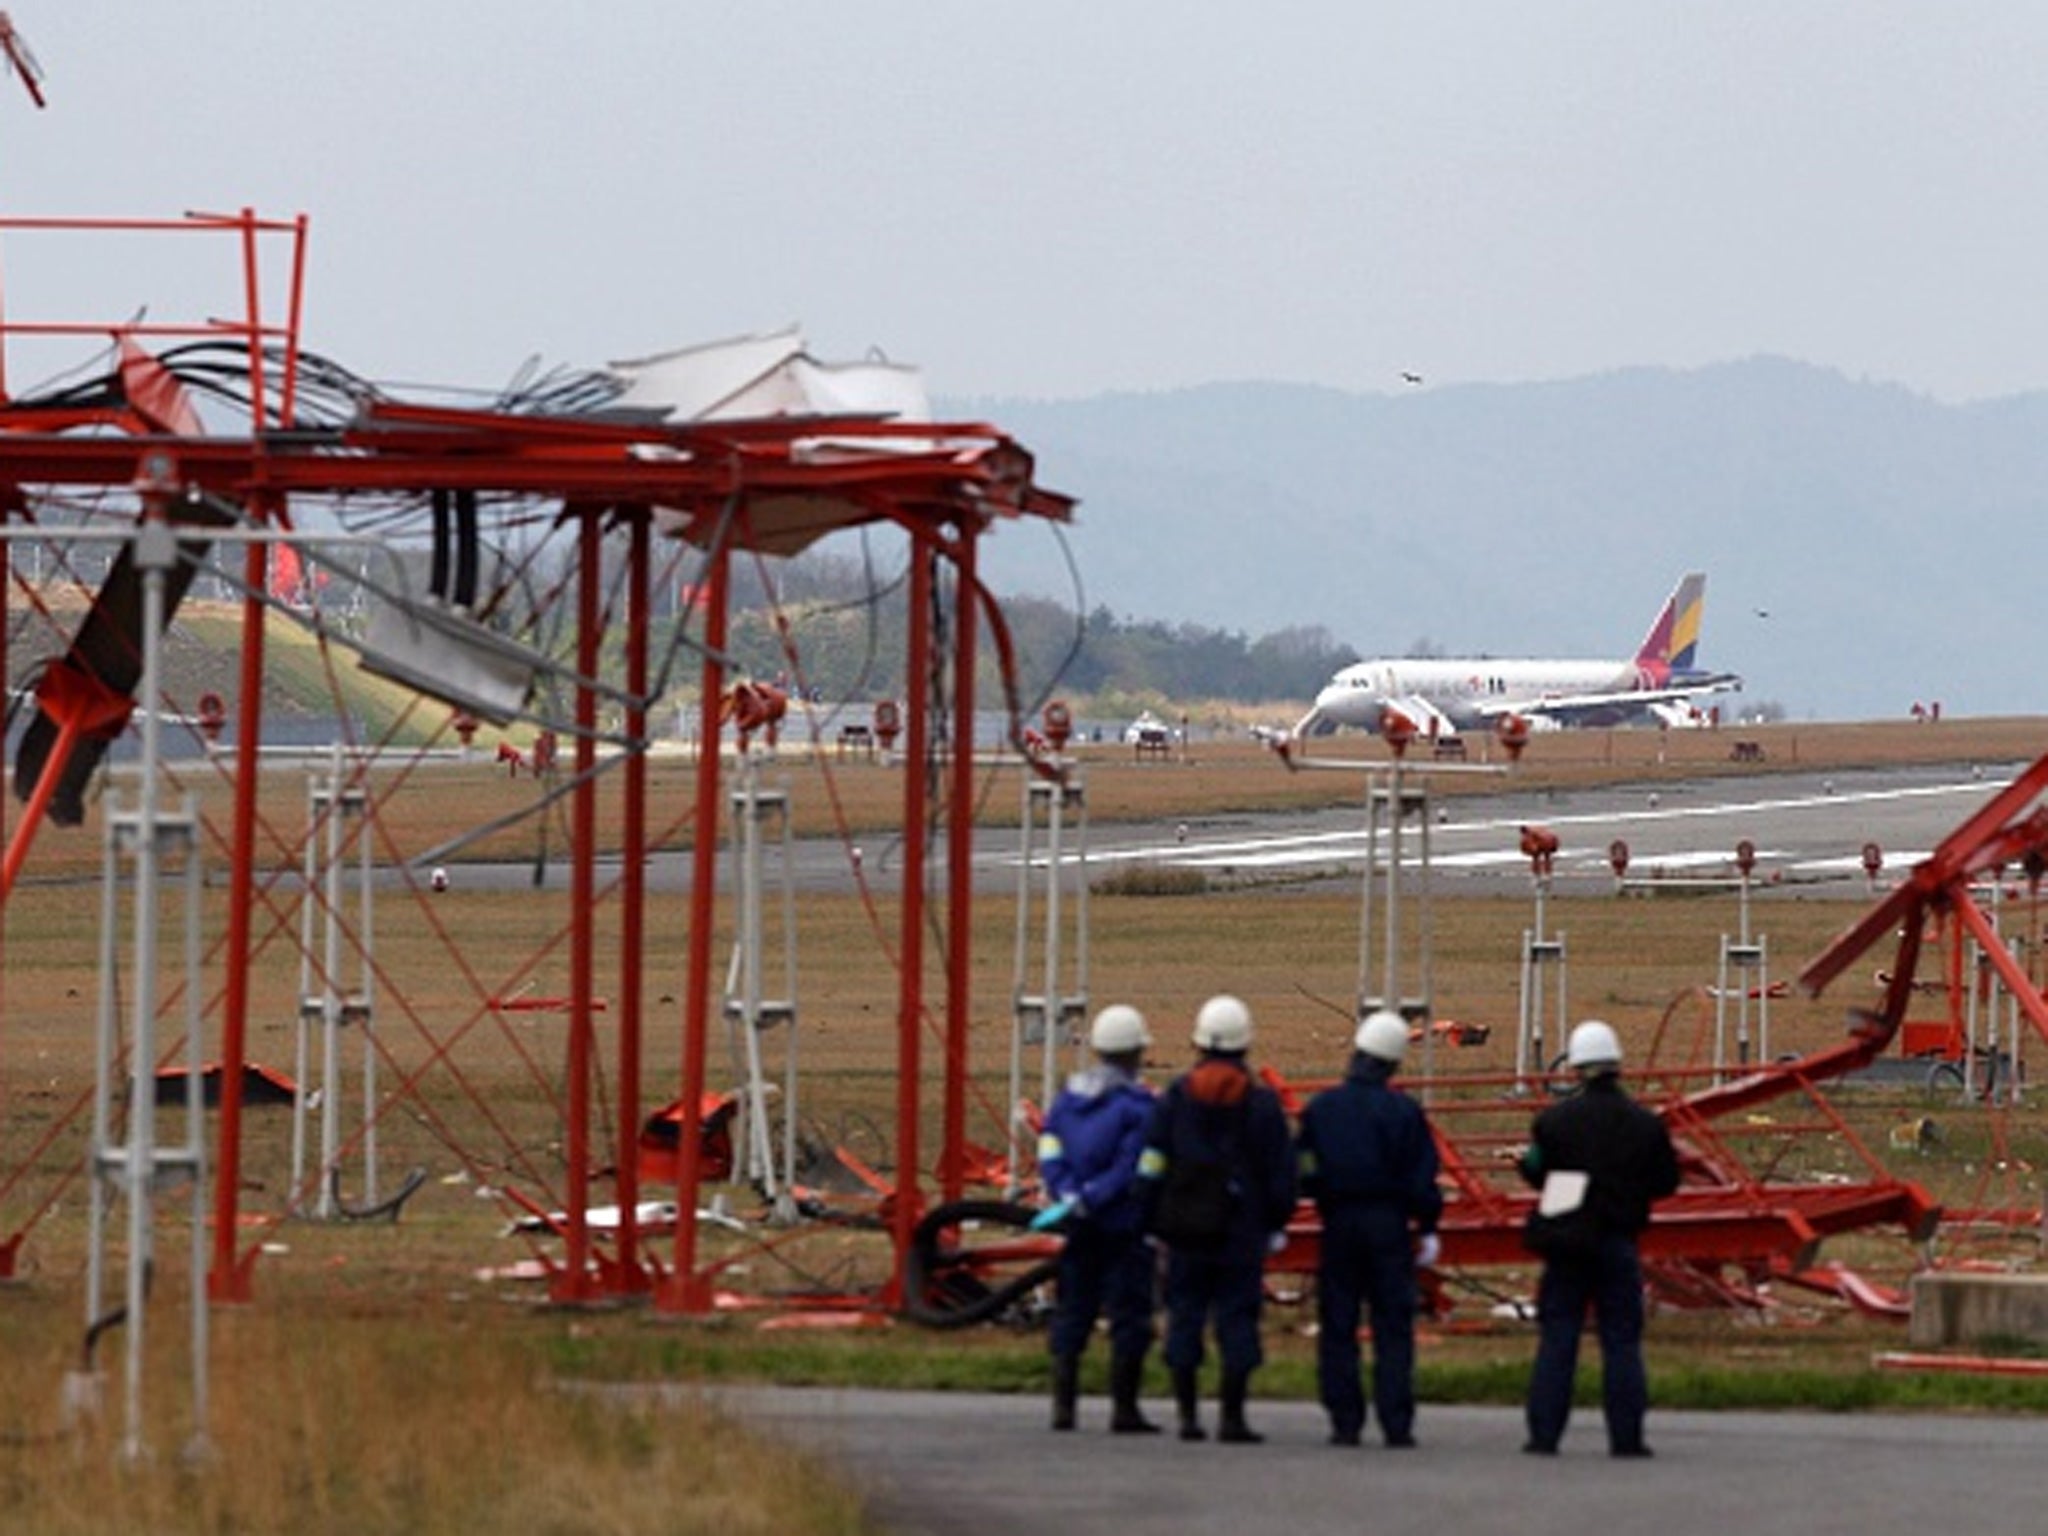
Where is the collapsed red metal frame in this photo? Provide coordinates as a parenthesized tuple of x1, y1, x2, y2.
(1268, 754, 2048, 1304)
(905, 728, 2048, 1328)
(0, 210, 1073, 1309)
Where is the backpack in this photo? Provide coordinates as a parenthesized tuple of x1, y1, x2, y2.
(1147, 1087, 1244, 1250)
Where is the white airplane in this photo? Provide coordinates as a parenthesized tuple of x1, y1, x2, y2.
(1292, 572, 1741, 742)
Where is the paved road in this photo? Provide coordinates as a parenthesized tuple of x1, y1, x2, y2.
(710, 1385, 2041, 1536)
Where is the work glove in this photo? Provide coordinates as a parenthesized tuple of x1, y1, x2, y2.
(1415, 1233, 1442, 1268)
(1030, 1197, 1080, 1232)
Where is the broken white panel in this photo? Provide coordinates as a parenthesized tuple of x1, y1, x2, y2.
(609, 327, 807, 421)
(358, 600, 541, 725)
(607, 327, 932, 439)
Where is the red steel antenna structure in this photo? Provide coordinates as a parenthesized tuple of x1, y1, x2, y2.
(0, 211, 1074, 1313)
(0, 12, 45, 110)
(10, 212, 2048, 1336)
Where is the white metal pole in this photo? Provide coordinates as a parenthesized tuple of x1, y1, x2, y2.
(357, 774, 377, 1206)
(1040, 775, 1064, 1109)
(318, 751, 343, 1219)
(291, 777, 316, 1208)
(180, 796, 209, 1459)
(777, 783, 799, 1207)
(1071, 774, 1090, 1080)
(1008, 779, 1037, 1192)
(121, 517, 171, 1461)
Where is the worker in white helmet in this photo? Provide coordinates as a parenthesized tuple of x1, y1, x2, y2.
(1295, 1009, 1442, 1448)
(1033, 1003, 1161, 1434)
(1137, 994, 1295, 1444)
(1517, 1019, 1680, 1458)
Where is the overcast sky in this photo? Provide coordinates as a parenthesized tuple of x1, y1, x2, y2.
(5, 4, 2047, 407)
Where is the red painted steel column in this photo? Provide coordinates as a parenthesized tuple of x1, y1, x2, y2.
(212, 210, 299, 1303)
(661, 540, 729, 1313)
(208, 539, 268, 1302)
(886, 535, 935, 1307)
(613, 508, 650, 1290)
(212, 211, 270, 1302)
(0, 510, 8, 1262)
(238, 210, 269, 439)
(553, 508, 602, 1303)
(941, 527, 979, 1201)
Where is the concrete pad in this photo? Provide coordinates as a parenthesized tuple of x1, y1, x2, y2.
(1911, 1270, 2048, 1347)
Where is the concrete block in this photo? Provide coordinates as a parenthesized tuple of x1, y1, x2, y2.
(1909, 1271, 2048, 1348)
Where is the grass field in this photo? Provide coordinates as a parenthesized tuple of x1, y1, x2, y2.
(4, 713, 2048, 1528)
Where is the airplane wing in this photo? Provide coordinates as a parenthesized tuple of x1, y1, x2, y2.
(1472, 674, 1742, 729)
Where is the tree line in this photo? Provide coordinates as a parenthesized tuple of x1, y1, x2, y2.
(717, 550, 1360, 708)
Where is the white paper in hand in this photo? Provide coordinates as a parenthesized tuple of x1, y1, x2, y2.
(1539, 1170, 1590, 1218)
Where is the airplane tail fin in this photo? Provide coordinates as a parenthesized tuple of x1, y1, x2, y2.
(1634, 572, 1706, 676)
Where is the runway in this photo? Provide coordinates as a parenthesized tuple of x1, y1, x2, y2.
(993, 759, 2032, 895)
(432, 758, 2035, 899)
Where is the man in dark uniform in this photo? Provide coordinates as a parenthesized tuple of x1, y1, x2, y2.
(1296, 1009, 1443, 1449)
(1518, 1019, 1681, 1458)
(1034, 1003, 1161, 1434)
(1139, 994, 1296, 1444)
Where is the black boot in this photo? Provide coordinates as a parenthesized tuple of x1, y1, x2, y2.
(1172, 1367, 1206, 1442)
(1051, 1354, 1079, 1432)
(1110, 1351, 1160, 1435)
(1218, 1368, 1264, 1444)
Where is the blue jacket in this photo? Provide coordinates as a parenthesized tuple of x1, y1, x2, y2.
(1296, 1054, 1443, 1234)
(1039, 1064, 1156, 1234)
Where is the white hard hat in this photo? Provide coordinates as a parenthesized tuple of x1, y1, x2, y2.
(1354, 1009, 1409, 1065)
(1192, 994, 1254, 1052)
(1567, 1019, 1623, 1071)
(429, 866, 450, 893)
(1090, 1003, 1151, 1055)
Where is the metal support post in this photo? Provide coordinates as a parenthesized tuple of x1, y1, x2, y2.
(1357, 759, 1434, 1084)
(660, 539, 729, 1314)
(1715, 860, 1769, 1077)
(1514, 854, 1567, 1092)
(724, 752, 799, 1219)
(941, 535, 980, 1203)
(1010, 771, 1088, 1190)
(1961, 880, 2007, 1105)
(2007, 932, 2027, 1106)
(294, 747, 373, 1217)
(82, 505, 209, 1462)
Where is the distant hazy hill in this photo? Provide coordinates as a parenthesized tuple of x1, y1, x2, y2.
(954, 359, 2048, 723)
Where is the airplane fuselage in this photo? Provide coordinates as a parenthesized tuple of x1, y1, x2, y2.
(1313, 659, 1645, 731)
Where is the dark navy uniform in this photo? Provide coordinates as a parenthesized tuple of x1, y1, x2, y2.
(1519, 1071, 1680, 1456)
(1297, 1050, 1443, 1446)
(1140, 1055, 1294, 1440)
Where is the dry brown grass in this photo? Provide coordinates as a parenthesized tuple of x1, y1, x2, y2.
(0, 1285, 871, 1536)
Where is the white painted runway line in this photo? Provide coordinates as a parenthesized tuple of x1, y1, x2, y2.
(989, 773, 2004, 876)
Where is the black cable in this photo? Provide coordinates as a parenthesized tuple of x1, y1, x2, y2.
(428, 489, 452, 601)
(453, 490, 480, 608)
